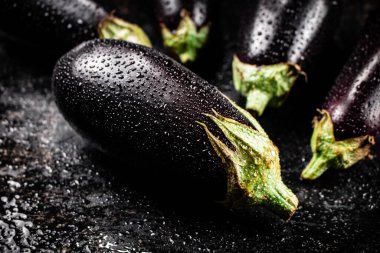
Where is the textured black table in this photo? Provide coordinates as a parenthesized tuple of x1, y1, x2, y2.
(0, 1, 379, 252)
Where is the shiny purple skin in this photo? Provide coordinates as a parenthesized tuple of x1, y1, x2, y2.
(324, 14, 380, 141)
(155, 0, 209, 31)
(236, 0, 341, 69)
(52, 39, 252, 199)
(0, 0, 107, 50)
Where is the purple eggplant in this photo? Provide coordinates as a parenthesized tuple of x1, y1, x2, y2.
(232, 0, 341, 115)
(301, 13, 380, 180)
(0, 0, 151, 52)
(155, 0, 211, 63)
(52, 39, 298, 219)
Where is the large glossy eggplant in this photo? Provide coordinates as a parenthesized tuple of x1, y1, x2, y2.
(0, 0, 151, 51)
(301, 13, 380, 180)
(155, 0, 211, 63)
(232, 0, 341, 115)
(52, 39, 298, 219)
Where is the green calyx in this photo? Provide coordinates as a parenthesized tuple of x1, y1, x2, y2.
(197, 96, 298, 219)
(161, 10, 210, 63)
(301, 110, 375, 180)
(232, 55, 303, 116)
(98, 15, 152, 48)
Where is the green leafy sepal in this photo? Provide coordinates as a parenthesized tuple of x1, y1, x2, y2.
(197, 97, 299, 219)
(98, 15, 152, 48)
(161, 10, 210, 63)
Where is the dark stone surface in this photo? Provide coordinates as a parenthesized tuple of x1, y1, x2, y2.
(0, 0, 379, 252)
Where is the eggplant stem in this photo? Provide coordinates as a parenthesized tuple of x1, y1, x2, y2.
(98, 15, 152, 48)
(232, 55, 302, 116)
(301, 154, 329, 180)
(301, 110, 375, 180)
(246, 89, 271, 116)
(197, 102, 299, 219)
(260, 179, 299, 220)
(160, 10, 210, 63)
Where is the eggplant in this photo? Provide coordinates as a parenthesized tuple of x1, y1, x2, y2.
(301, 13, 380, 180)
(52, 39, 298, 219)
(0, 0, 151, 52)
(232, 0, 341, 115)
(155, 0, 211, 63)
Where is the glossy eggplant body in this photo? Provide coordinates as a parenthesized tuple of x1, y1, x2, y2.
(236, 0, 340, 68)
(324, 16, 380, 140)
(301, 13, 380, 180)
(0, 0, 151, 52)
(53, 39, 298, 218)
(233, 0, 341, 115)
(155, 0, 211, 63)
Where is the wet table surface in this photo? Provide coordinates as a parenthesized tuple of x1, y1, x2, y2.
(0, 0, 380, 252)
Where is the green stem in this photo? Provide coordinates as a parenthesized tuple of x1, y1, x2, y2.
(301, 154, 329, 180)
(261, 180, 299, 219)
(246, 89, 271, 116)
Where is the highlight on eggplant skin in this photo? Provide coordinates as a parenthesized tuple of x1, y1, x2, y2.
(232, 0, 341, 116)
(301, 13, 380, 180)
(0, 0, 151, 51)
(155, 0, 211, 64)
(52, 39, 298, 219)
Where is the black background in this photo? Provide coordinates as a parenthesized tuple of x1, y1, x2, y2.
(0, 0, 379, 252)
